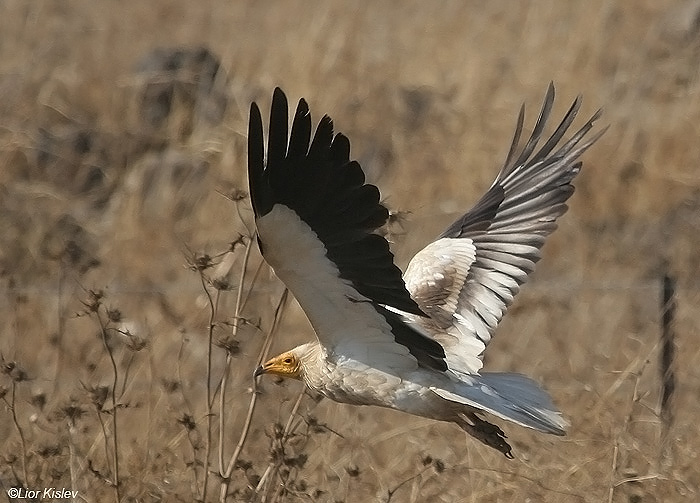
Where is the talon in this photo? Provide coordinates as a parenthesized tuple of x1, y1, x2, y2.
(458, 413, 513, 457)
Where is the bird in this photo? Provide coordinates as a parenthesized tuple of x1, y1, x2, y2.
(250, 85, 604, 458)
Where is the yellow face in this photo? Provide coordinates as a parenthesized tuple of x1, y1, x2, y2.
(254, 351, 302, 380)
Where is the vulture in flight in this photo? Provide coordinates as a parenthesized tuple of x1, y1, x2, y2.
(251, 86, 603, 457)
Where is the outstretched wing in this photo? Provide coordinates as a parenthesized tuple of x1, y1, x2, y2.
(404, 84, 605, 375)
(249, 88, 446, 372)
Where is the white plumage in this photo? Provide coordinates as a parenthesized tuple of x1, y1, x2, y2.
(250, 86, 604, 457)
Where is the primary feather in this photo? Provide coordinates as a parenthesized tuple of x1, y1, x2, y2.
(250, 86, 603, 457)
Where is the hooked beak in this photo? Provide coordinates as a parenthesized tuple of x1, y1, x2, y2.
(253, 365, 265, 378)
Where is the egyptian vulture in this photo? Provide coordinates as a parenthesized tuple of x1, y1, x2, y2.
(251, 86, 603, 457)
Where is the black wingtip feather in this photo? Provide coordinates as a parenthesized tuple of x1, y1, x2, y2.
(331, 133, 351, 163)
(247, 101, 267, 218)
(308, 115, 334, 161)
(268, 88, 289, 166)
(288, 99, 311, 160)
(248, 88, 425, 318)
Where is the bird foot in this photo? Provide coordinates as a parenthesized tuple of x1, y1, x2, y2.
(458, 413, 513, 459)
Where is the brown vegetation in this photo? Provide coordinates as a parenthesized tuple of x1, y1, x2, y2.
(1, 1, 699, 501)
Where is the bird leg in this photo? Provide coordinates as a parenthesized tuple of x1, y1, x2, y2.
(457, 412, 514, 459)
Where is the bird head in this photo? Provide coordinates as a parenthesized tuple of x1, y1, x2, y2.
(254, 350, 303, 380)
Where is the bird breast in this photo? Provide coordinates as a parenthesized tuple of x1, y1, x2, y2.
(303, 355, 450, 418)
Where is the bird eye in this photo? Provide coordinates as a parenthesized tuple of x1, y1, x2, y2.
(283, 357, 293, 364)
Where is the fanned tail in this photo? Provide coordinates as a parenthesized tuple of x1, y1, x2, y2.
(432, 372, 568, 435)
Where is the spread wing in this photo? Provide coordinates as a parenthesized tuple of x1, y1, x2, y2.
(404, 83, 605, 375)
(248, 88, 446, 373)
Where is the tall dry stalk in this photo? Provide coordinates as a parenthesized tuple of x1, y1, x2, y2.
(218, 287, 289, 502)
(82, 290, 121, 503)
(659, 273, 676, 438)
(659, 272, 677, 467)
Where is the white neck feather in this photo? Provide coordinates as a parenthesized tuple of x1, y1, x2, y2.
(291, 342, 326, 386)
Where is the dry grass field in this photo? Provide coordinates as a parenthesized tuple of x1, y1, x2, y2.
(1, 1, 699, 501)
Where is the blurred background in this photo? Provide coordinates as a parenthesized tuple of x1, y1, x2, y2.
(0, 1, 698, 501)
